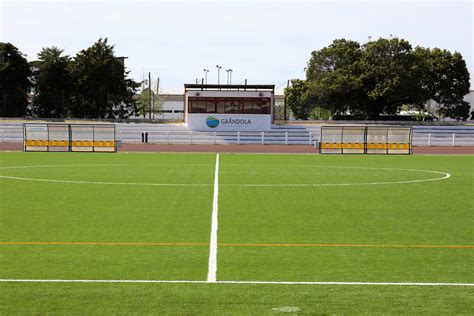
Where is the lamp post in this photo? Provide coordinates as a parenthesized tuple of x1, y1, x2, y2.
(226, 69, 233, 85)
(216, 65, 222, 85)
(203, 69, 209, 84)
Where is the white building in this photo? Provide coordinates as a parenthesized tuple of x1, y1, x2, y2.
(184, 84, 275, 131)
(154, 94, 184, 120)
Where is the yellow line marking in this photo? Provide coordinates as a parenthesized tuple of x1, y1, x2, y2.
(0, 241, 472, 249)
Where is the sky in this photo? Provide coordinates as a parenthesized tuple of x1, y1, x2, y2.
(1, 0, 473, 94)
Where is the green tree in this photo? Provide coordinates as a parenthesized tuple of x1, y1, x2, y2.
(413, 47, 470, 120)
(359, 38, 425, 119)
(298, 37, 471, 120)
(306, 39, 362, 82)
(284, 79, 310, 120)
(0, 43, 33, 117)
(70, 38, 139, 118)
(304, 39, 364, 118)
(136, 85, 163, 119)
(31, 47, 72, 118)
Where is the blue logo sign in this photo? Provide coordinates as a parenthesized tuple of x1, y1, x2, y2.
(206, 116, 220, 128)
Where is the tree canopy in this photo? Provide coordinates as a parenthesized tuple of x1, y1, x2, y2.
(70, 38, 140, 119)
(0, 42, 33, 117)
(1, 39, 140, 118)
(31, 47, 72, 118)
(136, 87, 164, 119)
(286, 37, 471, 120)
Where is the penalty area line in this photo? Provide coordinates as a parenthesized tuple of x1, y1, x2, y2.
(0, 279, 472, 287)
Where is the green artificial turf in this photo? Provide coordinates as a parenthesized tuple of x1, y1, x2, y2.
(0, 151, 473, 314)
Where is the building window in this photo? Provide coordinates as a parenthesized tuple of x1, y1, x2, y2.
(188, 97, 271, 114)
(225, 99, 240, 113)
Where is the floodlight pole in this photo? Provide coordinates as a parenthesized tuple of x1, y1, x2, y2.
(156, 77, 160, 118)
(216, 65, 222, 85)
(226, 69, 233, 85)
(284, 80, 290, 121)
(203, 69, 209, 84)
(148, 72, 152, 120)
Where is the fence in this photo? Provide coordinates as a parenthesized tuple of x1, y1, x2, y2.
(1, 123, 473, 146)
(131, 130, 318, 146)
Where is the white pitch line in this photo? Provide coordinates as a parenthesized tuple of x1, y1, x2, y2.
(0, 163, 214, 170)
(220, 174, 451, 187)
(0, 164, 451, 187)
(0, 171, 450, 187)
(0, 175, 212, 187)
(207, 153, 220, 283)
(0, 279, 472, 287)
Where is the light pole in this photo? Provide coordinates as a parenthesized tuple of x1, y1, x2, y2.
(216, 65, 222, 85)
(226, 69, 233, 85)
(203, 69, 209, 84)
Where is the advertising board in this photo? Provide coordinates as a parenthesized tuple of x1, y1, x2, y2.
(187, 114, 272, 131)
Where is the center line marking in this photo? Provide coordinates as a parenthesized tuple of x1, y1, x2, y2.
(207, 153, 219, 283)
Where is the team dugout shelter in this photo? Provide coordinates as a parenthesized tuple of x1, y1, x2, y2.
(23, 123, 116, 152)
(184, 84, 275, 131)
(319, 125, 412, 154)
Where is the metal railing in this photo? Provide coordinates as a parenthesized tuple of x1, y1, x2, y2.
(412, 132, 474, 147)
(2, 123, 474, 146)
(121, 130, 474, 146)
(124, 130, 318, 146)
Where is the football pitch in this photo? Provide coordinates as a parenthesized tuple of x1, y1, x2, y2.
(0, 151, 473, 314)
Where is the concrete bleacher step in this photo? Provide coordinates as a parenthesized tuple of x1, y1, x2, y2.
(271, 124, 308, 130)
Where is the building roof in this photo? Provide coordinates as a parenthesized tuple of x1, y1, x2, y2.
(184, 84, 275, 91)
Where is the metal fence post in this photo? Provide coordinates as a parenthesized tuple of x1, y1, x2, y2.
(190, 131, 193, 145)
(428, 133, 431, 146)
(167, 131, 170, 145)
(261, 132, 264, 145)
(452, 133, 455, 147)
(308, 132, 312, 145)
(285, 132, 288, 145)
(214, 131, 216, 145)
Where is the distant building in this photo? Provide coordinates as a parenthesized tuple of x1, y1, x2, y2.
(154, 94, 184, 120)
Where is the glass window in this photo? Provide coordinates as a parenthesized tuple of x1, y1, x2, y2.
(189, 96, 271, 114)
(224, 99, 240, 113)
(258, 99, 270, 114)
(243, 99, 253, 113)
(188, 98, 197, 113)
(216, 99, 225, 113)
(197, 99, 207, 113)
(206, 99, 216, 113)
(243, 99, 266, 114)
